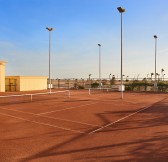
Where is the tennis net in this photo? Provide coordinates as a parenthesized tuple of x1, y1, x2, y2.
(88, 88, 112, 95)
(0, 90, 70, 105)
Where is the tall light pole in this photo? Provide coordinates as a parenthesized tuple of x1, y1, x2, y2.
(98, 44, 101, 88)
(117, 6, 125, 99)
(89, 74, 92, 80)
(89, 74, 92, 88)
(109, 73, 112, 87)
(154, 35, 158, 92)
(46, 27, 54, 94)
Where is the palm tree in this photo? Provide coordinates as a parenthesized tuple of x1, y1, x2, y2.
(151, 73, 154, 80)
(161, 68, 164, 80)
(109, 73, 112, 80)
(156, 73, 160, 81)
(147, 74, 149, 80)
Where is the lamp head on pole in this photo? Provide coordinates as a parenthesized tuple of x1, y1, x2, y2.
(46, 27, 54, 31)
(154, 35, 157, 39)
(117, 7, 125, 13)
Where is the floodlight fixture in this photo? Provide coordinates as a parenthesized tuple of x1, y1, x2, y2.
(117, 7, 125, 13)
(154, 35, 157, 39)
(46, 27, 54, 31)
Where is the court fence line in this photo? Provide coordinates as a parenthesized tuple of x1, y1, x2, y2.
(49, 78, 168, 93)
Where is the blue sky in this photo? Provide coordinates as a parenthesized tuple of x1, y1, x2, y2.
(0, 0, 168, 79)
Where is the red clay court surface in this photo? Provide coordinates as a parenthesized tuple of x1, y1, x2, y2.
(0, 90, 168, 162)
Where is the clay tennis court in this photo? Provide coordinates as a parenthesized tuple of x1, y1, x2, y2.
(0, 90, 168, 162)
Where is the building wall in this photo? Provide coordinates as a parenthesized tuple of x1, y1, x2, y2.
(5, 76, 47, 92)
(20, 76, 47, 91)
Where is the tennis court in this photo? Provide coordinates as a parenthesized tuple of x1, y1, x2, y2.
(0, 89, 168, 162)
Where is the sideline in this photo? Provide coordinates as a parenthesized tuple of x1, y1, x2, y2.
(88, 97, 168, 134)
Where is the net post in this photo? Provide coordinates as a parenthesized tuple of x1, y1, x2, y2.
(30, 94, 32, 102)
(89, 88, 91, 95)
(68, 90, 70, 97)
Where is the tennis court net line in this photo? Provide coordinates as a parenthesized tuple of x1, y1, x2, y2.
(0, 90, 70, 105)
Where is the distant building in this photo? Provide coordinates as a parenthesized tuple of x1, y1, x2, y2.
(0, 60, 47, 92)
(5, 76, 48, 92)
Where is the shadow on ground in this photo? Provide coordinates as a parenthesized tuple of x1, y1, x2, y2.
(20, 98, 168, 162)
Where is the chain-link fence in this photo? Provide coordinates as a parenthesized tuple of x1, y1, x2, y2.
(48, 78, 168, 92)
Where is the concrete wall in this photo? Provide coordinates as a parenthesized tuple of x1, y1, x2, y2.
(5, 76, 47, 92)
(20, 76, 47, 91)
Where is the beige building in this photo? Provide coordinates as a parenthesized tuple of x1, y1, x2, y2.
(0, 60, 48, 92)
(0, 61, 7, 92)
(5, 76, 48, 92)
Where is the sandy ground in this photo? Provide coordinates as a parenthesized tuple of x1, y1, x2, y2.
(0, 90, 168, 162)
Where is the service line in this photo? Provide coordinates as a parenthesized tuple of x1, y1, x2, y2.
(0, 107, 99, 127)
(38, 102, 98, 115)
(0, 112, 85, 134)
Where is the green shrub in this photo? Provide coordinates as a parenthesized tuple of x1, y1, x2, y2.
(78, 85, 84, 89)
(91, 82, 99, 88)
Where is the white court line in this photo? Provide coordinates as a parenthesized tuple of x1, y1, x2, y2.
(40, 115, 99, 127)
(38, 102, 98, 115)
(88, 104, 153, 134)
(0, 107, 99, 127)
(0, 112, 85, 134)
